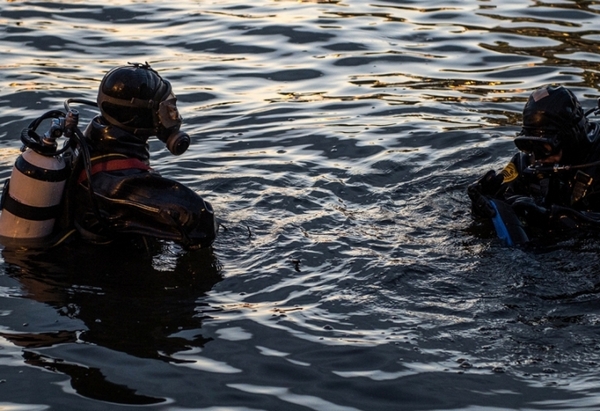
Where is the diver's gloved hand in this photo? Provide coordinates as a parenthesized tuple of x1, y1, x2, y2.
(472, 170, 504, 196)
(467, 170, 504, 218)
(467, 184, 495, 218)
(510, 196, 549, 226)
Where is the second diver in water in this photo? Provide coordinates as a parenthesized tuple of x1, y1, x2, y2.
(468, 85, 600, 245)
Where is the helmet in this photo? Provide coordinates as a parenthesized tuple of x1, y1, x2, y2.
(514, 85, 590, 163)
(97, 62, 190, 155)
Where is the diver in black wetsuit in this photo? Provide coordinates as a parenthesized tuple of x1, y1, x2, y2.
(0, 63, 216, 250)
(468, 85, 600, 244)
(63, 63, 217, 249)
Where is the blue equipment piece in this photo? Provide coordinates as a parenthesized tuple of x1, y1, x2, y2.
(488, 198, 529, 246)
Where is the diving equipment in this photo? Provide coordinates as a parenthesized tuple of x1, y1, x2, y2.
(515, 85, 590, 163)
(488, 198, 529, 246)
(0, 64, 217, 249)
(0, 109, 76, 241)
(97, 62, 190, 155)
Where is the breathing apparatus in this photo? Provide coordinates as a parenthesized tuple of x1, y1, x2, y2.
(0, 63, 193, 245)
(0, 98, 97, 244)
(97, 62, 190, 155)
(515, 85, 600, 176)
(512, 88, 600, 208)
(514, 86, 599, 164)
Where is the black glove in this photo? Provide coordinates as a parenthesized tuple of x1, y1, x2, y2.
(467, 170, 504, 218)
(468, 186, 496, 218)
(472, 170, 504, 196)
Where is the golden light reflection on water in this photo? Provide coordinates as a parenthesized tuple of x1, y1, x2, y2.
(0, 148, 21, 166)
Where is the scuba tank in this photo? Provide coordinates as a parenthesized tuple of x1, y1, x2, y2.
(0, 104, 90, 244)
(0, 147, 67, 239)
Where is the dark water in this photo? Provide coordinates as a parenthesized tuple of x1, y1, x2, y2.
(2, 1, 600, 410)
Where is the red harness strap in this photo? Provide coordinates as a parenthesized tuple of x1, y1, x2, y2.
(77, 158, 152, 184)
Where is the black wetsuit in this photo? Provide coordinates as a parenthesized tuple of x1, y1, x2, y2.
(61, 116, 217, 249)
(468, 124, 600, 241)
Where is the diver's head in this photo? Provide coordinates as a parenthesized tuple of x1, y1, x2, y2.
(514, 85, 590, 164)
(97, 62, 190, 155)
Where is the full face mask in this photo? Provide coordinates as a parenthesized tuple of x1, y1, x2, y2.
(155, 90, 190, 156)
(97, 63, 191, 155)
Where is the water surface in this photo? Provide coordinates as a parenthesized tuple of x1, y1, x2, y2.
(1, 1, 600, 410)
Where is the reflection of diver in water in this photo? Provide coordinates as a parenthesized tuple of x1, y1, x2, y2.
(1, 243, 222, 405)
(0, 62, 217, 250)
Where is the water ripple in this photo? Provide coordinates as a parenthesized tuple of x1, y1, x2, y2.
(2, 0, 600, 409)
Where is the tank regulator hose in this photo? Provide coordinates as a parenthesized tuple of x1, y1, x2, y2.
(20, 110, 67, 155)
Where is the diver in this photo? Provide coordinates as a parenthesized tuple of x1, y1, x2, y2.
(468, 84, 600, 245)
(0, 62, 217, 250)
